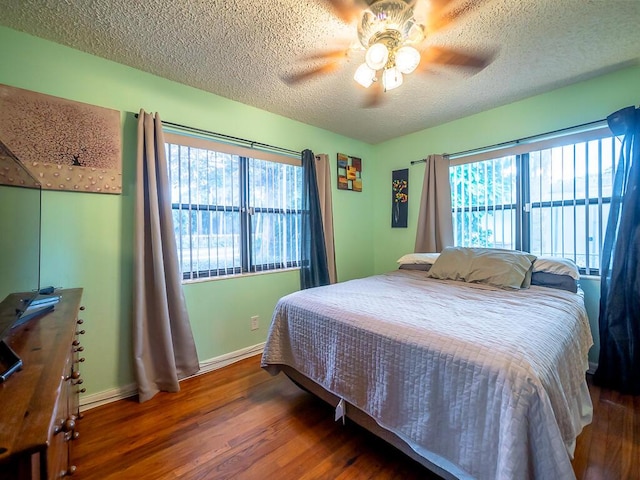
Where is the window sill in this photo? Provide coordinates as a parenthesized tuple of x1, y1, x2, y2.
(580, 274, 601, 281)
(182, 266, 300, 285)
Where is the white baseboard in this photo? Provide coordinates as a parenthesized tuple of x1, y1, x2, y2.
(79, 383, 138, 411)
(79, 342, 265, 412)
(588, 361, 598, 375)
(193, 342, 265, 377)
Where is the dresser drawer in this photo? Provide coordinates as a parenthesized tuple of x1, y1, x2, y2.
(0, 289, 83, 480)
(46, 356, 72, 480)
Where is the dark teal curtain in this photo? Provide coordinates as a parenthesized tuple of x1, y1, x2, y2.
(594, 106, 640, 394)
(300, 149, 330, 289)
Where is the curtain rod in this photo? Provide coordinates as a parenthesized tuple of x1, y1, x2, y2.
(134, 114, 301, 157)
(409, 118, 607, 165)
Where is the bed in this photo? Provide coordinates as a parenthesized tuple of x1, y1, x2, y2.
(261, 248, 593, 480)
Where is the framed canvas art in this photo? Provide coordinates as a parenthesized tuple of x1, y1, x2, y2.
(392, 168, 408, 228)
(337, 153, 362, 191)
(0, 84, 122, 194)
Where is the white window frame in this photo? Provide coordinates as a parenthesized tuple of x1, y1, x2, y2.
(450, 123, 622, 275)
(164, 132, 302, 281)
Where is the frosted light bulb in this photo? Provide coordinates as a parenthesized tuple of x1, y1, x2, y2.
(395, 46, 421, 74)
(365, 43, 389, 70)
(354, 63, 376, 88)
(382, 67, 403, 91)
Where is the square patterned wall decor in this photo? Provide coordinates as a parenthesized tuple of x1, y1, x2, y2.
(0, 84, 121, 194)
(337, 153, 362, 192)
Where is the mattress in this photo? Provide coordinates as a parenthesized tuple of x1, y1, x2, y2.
(261, 270, 593, 479)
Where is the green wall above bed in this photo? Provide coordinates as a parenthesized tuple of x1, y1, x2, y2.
(369, 65, 640, 275)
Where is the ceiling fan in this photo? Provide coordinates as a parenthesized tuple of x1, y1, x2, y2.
(284, 0, 494, 107)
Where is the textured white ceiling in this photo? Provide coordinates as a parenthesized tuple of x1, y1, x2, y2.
(1, 0, 639, 144)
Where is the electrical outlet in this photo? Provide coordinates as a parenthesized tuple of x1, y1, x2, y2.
(251, 315, 259, 331)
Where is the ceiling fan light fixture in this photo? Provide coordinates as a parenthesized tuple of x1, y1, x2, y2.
(352, 0, 427, 95)
(354, 63, 376, 88)
(395, 46, 421, 74)
(365, 42, 389, 70)
(382, 67, 403, 91)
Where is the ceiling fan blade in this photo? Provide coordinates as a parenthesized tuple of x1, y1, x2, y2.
(320, 0, 368, 24)
(414, 0, 486, 34)
(420, 46, 493, 70)
(362, 80, 383, 108)
(282, 62, 342, 85)
(282, 46, 352, 86)
(300, 48, 352, 62)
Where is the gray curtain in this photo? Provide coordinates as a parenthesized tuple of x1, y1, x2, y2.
(133, 109, 199, 403)
(315, 154, 337, 284)
(415, 154, 454, 252)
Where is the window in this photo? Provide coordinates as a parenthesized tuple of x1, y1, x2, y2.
(450, 126, 622, 274)
(164, 133, 302, 280)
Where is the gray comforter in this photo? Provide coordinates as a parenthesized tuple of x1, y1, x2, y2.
(261, 270, 593, 480)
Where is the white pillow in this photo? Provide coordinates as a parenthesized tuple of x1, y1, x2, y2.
(397, 253, 440, 265)
(532, 256, 580, 280)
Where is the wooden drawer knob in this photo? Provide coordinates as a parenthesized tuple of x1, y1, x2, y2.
(53, 420, 63, 435)
(61, 465, 77, 476)
(62, 417, 76, 432)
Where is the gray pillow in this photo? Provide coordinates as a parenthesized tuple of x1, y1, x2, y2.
(427, 247, 537, 290)
(531, 271, 578, 293)
(399, 263, 432, 271)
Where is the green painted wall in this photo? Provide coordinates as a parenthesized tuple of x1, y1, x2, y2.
(370, 65, 640, 273)
(580, 276, 601, 365)
(0, 185, 41, 300)
(0, 26, 374, 396)
(2, 24, 635, 396)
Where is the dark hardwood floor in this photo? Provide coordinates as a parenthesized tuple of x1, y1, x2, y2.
(72, 355, 639, 480)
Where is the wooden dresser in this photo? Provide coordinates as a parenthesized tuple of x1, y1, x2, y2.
(0, 288, 85, 479)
